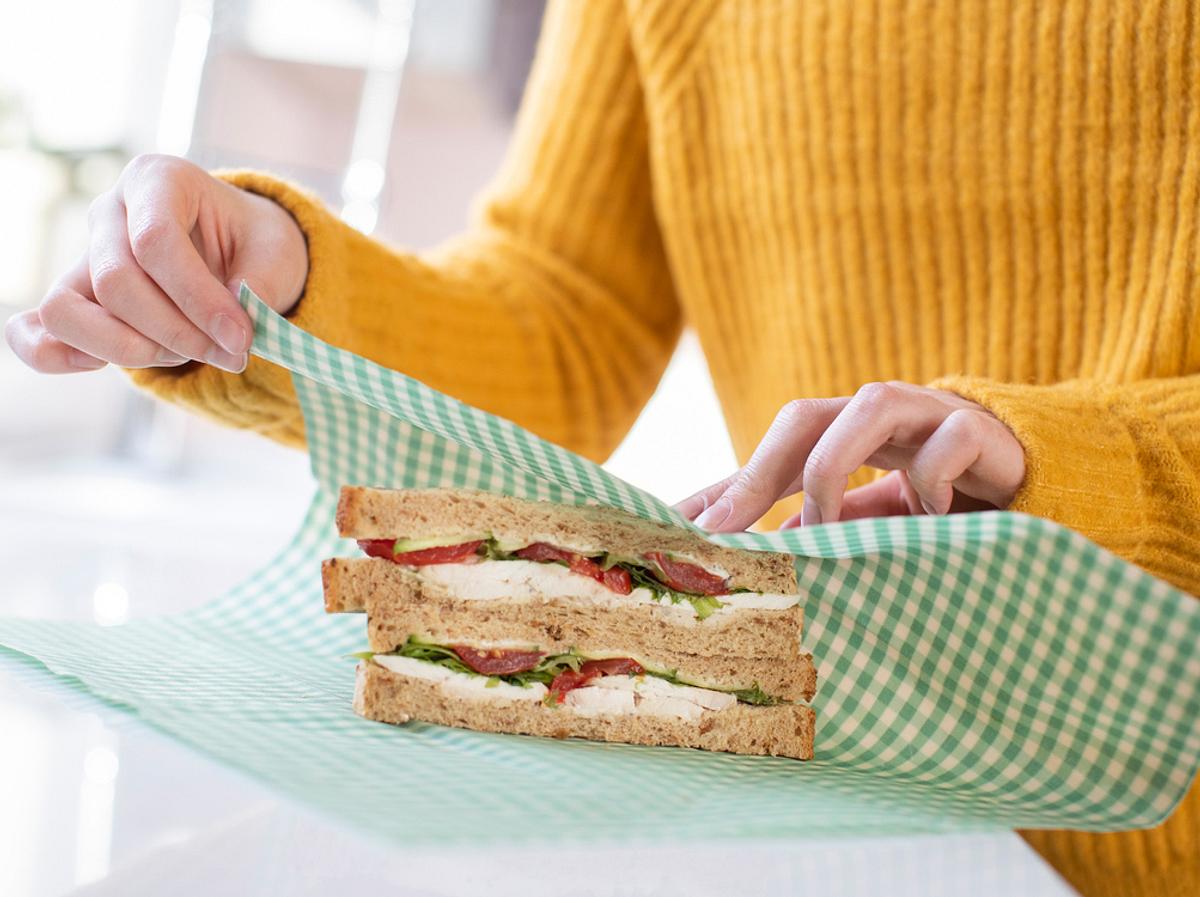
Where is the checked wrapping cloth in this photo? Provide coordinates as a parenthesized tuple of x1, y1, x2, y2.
(1, 284, 1198, 843)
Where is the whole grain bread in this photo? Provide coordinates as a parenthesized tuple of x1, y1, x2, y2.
(354, 661, 815, 760)
(325, 557, 817, 701)
(336, 487, 797, 593)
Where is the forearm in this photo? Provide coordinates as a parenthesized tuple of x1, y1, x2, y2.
(129, 0, 680, 461)
(131, 172, 679, 459)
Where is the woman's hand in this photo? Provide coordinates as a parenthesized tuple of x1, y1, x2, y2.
(5, 154, 307, 375)
(676, 382, 1026, 531)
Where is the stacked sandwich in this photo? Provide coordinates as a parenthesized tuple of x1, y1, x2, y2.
(324, 487, 817, 759)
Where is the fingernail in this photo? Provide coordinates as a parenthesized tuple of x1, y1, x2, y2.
(801, 495, 822, 526)
(156, 349, 187, 365)
(694, 498, 732, 531)
(211, 314, 250, 355)
(205, 347, 248, 374)
(920, 498, 938, 516)
(68, 350, 106, 370)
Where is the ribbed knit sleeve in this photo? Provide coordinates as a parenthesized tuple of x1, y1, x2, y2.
(128, 0, 680, 463)
(932, 374, 1200, 595)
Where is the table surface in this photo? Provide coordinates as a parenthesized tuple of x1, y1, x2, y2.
(0, 459, 1079, 897)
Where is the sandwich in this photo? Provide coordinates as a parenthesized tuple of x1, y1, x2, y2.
(323, 487, 817, 759)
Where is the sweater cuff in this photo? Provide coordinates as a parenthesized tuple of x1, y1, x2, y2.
(125, 170, 355, 447)
(214, 169, 353, 345)
(928, 375, 1150, 546)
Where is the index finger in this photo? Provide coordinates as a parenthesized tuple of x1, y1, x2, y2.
(122, 161, 252, 355)
(673, 473, 737, 521)
(693, 397, 849, 532)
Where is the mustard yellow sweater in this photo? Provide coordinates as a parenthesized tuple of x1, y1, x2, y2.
(132, 2, 1200, 892)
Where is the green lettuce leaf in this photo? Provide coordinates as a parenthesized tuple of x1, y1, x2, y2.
(364, 637, 787, 706)
(730, 684, 785, 706)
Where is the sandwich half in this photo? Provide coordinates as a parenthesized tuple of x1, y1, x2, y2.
(325, 487, 816, 760)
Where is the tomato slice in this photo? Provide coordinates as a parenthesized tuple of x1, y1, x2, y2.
(514, 542, 576, 565)
(357, 539, 397, 560)
(451, 645, 544, 675)
(644, 551, 729, 595)
(549, 657, 644, 702)
(514, 543, 631, 595)
(579, 657, 644, 678)
(357, 539, 484, 566)
(600, 565, 632, 595)
(547, 668, 590, 696)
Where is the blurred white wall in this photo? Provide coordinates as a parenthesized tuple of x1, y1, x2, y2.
(0, 0, 736, 504)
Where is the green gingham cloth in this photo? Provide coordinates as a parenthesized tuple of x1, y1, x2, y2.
(2, 284, 1199, 843)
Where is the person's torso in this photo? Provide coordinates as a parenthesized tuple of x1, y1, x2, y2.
(623, 4, 1200, 892)
(626, 0, 1200, 468)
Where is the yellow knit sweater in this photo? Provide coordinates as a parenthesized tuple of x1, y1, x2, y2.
(131, 2, 1200, 892)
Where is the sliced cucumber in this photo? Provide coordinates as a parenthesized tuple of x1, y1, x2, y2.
(391, 533, 489, 553)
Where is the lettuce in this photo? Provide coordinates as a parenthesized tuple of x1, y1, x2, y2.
(384, 636, 582, 690)
(616, 561, 726, 619)
(687, 595, 723, 621)
(729, 684, 785, 706)
(364, 637, 786, 706)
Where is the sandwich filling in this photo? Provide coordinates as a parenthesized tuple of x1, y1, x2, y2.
(356, 636, 787, 720)
(357, 536, 796, 621)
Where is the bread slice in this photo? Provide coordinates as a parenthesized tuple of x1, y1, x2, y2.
(325, 557, 816, 701)
(354, 661, 815, 760)
(336, 487, 798, 593)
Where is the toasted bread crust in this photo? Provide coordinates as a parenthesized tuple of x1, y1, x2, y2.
(354, 662, 814, 760)
(325, 558, 816, 701)
(335, 487, 798, 593)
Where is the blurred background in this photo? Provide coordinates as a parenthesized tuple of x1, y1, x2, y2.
(0, 2, 736, 894)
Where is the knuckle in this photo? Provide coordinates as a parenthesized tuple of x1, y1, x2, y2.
(125, 153, 196, 193)
(906, 462, 938, 494)
(724, 469, 771, 505)
(159, 320, 202, 355)
(773, 398, 814, 429)
(775, 398, 805, 420)
(89, 260, 125, 304)
(86, 193, 112, 227)
(124, 152, 173, 181)
(37, 288, 73, 330)
(854, 380, 900, 410)
(113, 332, 155, 367)
(127, 215, 173, 265)
(943, 408, 987, 442)
(5, 314, 55, 372)
(26, 333, 61, 371)
(2, 314, 21, 352)
(802, 449, 834, 488)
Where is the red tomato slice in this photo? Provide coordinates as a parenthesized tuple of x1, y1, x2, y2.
(451, 645, 544, 675)
(515, 543, 631, 595)
(567, 554, 606, 581)
(547, 668, 590, 696)
(600, 565, 632, 595)
(357, 539, 397, 560)
(644, 551, 729, 595)
(514, 542, 574, 565)
(549, 657, 645, 702)
(357, 539, 484, 566)
(580, 657, 644, 678)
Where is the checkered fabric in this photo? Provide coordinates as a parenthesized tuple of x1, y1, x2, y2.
(1, 284, 1197, 844)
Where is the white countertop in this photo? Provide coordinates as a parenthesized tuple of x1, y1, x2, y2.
(0, 455, 1079, 897)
